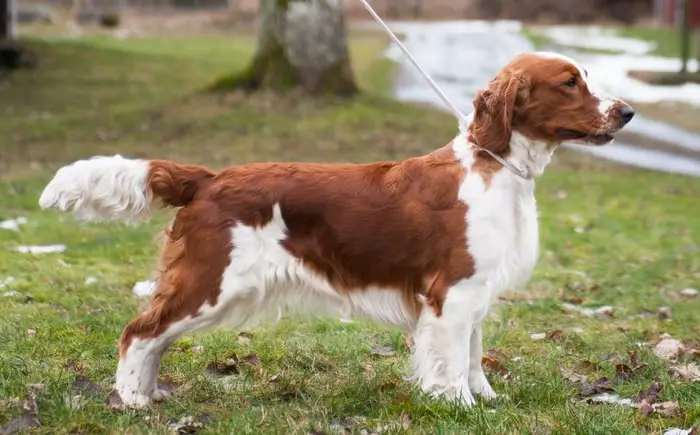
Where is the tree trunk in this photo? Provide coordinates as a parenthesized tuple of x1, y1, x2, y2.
(212, 0, 357, 96)
(1, 0, 12, 40)
(680, 0, 691, 74)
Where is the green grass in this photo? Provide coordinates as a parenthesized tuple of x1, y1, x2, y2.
(616, 26, 689, 59)
(2, 31, 700, 434)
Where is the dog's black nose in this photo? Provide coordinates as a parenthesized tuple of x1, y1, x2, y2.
(620, 105, 635, 124)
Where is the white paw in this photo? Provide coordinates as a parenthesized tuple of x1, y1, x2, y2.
(116, 388, 153, 408)
(470, 376, 499, 400)
(453, 386, 477, 407)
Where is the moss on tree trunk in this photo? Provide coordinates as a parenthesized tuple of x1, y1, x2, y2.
(210, 0, 357, 96)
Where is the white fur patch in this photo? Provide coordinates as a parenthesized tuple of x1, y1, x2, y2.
(39, 155, 151, 224)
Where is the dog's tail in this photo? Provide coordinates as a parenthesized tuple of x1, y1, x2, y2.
(39, 155, 214, 224)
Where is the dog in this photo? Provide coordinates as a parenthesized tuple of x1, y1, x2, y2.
(39, 51, 634, 408)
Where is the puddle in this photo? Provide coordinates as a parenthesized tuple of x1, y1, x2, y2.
(374, 20, 700, 177)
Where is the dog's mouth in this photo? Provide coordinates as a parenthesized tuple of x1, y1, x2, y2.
(556, 129, 615, 146)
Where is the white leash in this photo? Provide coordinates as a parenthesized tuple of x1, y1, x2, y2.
(358, 0, 531, 180)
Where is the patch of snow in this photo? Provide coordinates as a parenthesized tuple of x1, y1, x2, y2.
(132, 280, 156, 298)
(680, 288, 698, 298)
(580, 52, 700, 107)
(15, 244, 66, 254)
(0, 217, 27, 231)
(537, 26, 656, 55)
(589, 393, 636, 407)
(0, 276, 16, 289)
(568, 141, 700, 178)
(664, 428, 696, 435)
(562, 303, 614, 318)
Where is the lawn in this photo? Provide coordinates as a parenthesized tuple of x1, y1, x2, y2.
(1, 29, 700, 434)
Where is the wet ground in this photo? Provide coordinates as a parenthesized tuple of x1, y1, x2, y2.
(372, 20, 700, 177)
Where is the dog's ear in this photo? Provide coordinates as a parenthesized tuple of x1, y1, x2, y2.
(470, 73, 530, 155)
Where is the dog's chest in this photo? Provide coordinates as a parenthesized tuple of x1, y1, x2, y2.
(458, 170, 540, 295)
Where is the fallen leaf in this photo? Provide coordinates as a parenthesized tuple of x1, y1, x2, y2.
(369, 346, 395, 357)
(577, 360, 602, 372)
(643, 401, 679, 417)
(482, 357, 509, 375)
(668, 363, 700, 382)
(64, 360, 84, 373)
(236, 332, 252, 346)
(614, 364, 633, 385)
(658, 306, 672, 321)
(206, 354, 240, 376)
(559, 364, 585, 383)
(191, 345, 204, 354)
(72, 374, 101, 395)
(654, 338, 685, 361)
(547, 329, 565, 341)
(563, 296, 585, 304)
(243, 353, 260, 366)
(579, 377, 614, 397)
(637, 381, 663, 405)
(168, 414, 213, 434)
(629, 350, 640, 367)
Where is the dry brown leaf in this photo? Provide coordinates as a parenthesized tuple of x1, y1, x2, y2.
(206, 353, 240, 376)
(654, 338, 685, 361)
(637, 381, 663, 406)
(579, 377, 614, 397)
(559, 364, 586, 383)
(547, 329, 565, 341)
(563, 296, 585, 305)
(236, 332, 252, 346)
(482, 357, 509, 376)
(643, 401, 680, 417)
(243, 353, 260, 366)
(668, 363, 700, 382)
(657, 306, 672, 321)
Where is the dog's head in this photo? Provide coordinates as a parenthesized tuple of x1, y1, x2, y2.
(469, 52, 634, 154)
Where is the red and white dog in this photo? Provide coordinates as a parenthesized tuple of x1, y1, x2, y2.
(39, 52, 633, 407)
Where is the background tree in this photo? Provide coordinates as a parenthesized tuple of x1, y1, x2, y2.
(1, 0, 12, 40)
(213, 0, 357, 96)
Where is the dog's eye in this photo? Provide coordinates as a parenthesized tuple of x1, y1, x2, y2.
(563, 76, 578, 88)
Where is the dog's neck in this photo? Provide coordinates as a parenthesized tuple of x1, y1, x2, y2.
(454, 116, 558, 180)
(505, 131, 558, 179)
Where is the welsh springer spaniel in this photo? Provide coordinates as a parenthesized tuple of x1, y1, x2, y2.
(39, 52, 634, 408)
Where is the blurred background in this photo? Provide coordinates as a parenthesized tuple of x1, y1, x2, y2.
(1, 0, 699, 175)
(1, 1, 699, 434)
